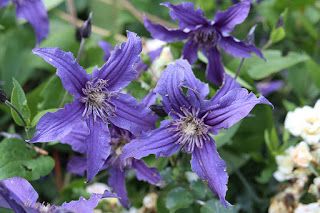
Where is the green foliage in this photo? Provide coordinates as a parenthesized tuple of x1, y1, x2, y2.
(165, 187, 193, 212)
(10, 78, 31, 127)
(0, 138, 54, 181)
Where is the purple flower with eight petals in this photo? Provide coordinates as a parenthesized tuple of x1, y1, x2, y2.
(0, 177, 115, 213)
(144, 1, 263, 85)
(0, 0, 49, 44)
(120, 59, 272, 206)
(30, 32, 157, 182)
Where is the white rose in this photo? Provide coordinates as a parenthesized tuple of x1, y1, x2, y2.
(294, 202, 320, 213)
(290, 142, 313, 168)
(273, 149, 295, 181)
(285, 102, 320, 144)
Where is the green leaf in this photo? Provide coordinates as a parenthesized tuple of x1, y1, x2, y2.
(0, 139, 54, 181)
(10, 78, 31, 126)
(270, 27, 286, 43)
(247, 50, 309, 79)
(214, 122, 241, 148)
(165, 187, 193, 213)
(43, 0, 64, 10)
(201, 199, 238, 213)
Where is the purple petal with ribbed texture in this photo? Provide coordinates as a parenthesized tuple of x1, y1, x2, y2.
(13, 0, 49, 44)
(132, 159, 162, 186)
(141, 90, 157, 108)
(154, 61, 191, 115)
(86, 117, 111, 182)
(30, 101, 88, 148)
(0, 177, 38, 210)
(191, 139, 229, 207)
(183, 39, 199, 64)
(99, 40, 113, 61)
(176, 59, 209, 99)
(121, 121, 180, 162)
(210, 74, 240, 103)
(95, 31, 142, 91)
(144, 17, 188, 42)
(108, 167, 129, 208)
(214, 0, 251, 34)
(109, 93, 157, 136)
(61, 193, 103, 213)
(32, 48, 89, 98)
(204, 47, 225, 86)
(61, 121, 89, 153)
(219, 36, 263, 59)
(204, 88, 272, 134)
(67, 156, 86, 176)
(161, 2, 208, 30)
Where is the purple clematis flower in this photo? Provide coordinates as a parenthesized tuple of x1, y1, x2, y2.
(0, 0, 49, 44)
(68, 92, 162, 208)
(0, 177, 116, 213)
(30, 32, 157, 181)
(120, 59, 272, 206)
(99, 40, 163, 74)
(144, 1, 263, 85)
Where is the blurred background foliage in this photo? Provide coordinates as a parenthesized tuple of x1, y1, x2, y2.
(0, 0, 319, 212)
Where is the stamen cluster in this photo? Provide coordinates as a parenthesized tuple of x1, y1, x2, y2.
(171, 108, 210, 153)
(80, 79, 116, 122)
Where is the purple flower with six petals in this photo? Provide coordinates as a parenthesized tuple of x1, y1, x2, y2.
(30, 32, 157, 182)
(0, 177, 115, 213)
(68, 92, 162, 208)
(144, 1, 263, 85)
(0, 0, 49, 44)
(120, 59, 272, 206)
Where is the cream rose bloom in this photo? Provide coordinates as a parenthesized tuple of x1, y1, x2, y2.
(274, 148, 295, 181)
(294, 202, 320, 213)
(290, 142, 313, 168)
(285, 101, 320, 144)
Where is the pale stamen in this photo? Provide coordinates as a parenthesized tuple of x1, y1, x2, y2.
(80, 79, 116, 122)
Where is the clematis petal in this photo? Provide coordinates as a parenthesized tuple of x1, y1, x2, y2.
(108, 168, 129, 208)
(0, 0, 9, 8)
(209, 74, 240, 103)
(154, 61, 190, 114)
(0, 177, 38, 210)
(32, 48, 89, 98)
(109, 93, 157, 135)
(219, 36, 263, 59)
(99, 41, 113, 61)
(121, 121, 180, 162)
(204, 47, 225, 86)
(132, 159, 162, 186)
(61, 193, 105, 213)
(214, 0, 251, 34)
(256, 80, 284, 96)
(67, 156, 87, 176)
(176, 59, 209, 99)
(30, 101, 89, 149)
(191, 140, 229, 207)
(204, 88, 272, 133)
(86, 117, 112, 182)
(13, 0, 49, 44)
(96, 31, 142, 91)
(141, 90, 157, 108)
(182, 39, 199, 64)
(161, 2, 208, 30)
(144, 18, 188, 42)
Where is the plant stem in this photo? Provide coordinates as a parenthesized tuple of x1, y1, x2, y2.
(234, 58, 245, 79)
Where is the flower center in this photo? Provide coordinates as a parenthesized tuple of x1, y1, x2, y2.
(171, 108, 210, 153)
(193, 28, 219, 45)
(80, 79, 116, 122)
